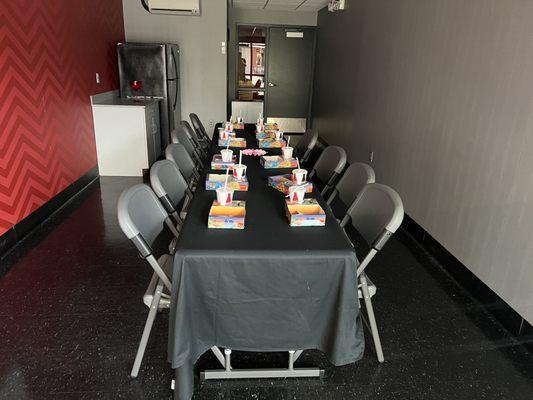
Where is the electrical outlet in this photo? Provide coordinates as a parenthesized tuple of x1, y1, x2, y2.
(208, 120, 214, 129)
(370, 151, 374, 163)
(95, 73, 100, 84)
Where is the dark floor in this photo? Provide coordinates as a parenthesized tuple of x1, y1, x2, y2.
(1, 177, 532, 400)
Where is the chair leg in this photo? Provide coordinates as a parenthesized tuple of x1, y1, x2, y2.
(360, 277, 384, 363)
(131, 280, 165, 378)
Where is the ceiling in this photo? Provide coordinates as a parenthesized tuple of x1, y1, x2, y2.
(229, 0, 330, 12)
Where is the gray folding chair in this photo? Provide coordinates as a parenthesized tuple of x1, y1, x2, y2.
(327, 163, 376, 222)
(293, 128, 318, 164)
(165, 143, 200, 187)
(150, 159, 193, 228)
(181, 120, 208, 161)
(170, 124, 204, 167)
(190, 112, 211, 147)
(308, 145, 347, 197)
(117, 184, 180, 378)
(340, 183, 404, 363)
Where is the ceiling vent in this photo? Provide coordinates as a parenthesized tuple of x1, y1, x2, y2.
(141, 0, 201, 16)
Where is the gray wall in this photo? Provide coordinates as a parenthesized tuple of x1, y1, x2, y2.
(122, 0, 226, 133)
(313, 0, 533, 324)
(227, 8, 318, 107)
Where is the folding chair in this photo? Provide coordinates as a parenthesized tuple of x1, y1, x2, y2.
(340, 183, 404, 362)
(189, 112, 211, 148)
(181, 120, 208, 161)
(327, 163, 375, 222)
(165, 143, 200, 188)
(150, 159, 193, 226)
(170, 124, 204, 166)
(308, 145, 347, 197)
(117, 184, 180, 378)
(293, 128, 318, 165)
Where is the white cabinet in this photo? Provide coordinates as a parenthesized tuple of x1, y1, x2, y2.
(92, 98, 161, 176)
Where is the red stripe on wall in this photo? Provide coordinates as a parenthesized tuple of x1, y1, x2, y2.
(0, 0, 125, 235)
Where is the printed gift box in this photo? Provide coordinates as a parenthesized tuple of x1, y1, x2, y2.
(211, 154, 237, 170)
(258, 138, 286, 148)
(267, 174, 313, 195)
(285, 199, 326, 227)
(206, 174, 249, 191)
(260, 155, 298, 169)
(208, 200, 246, 229)
(218, 138, 247, 148)
(233, 122, 245, 130)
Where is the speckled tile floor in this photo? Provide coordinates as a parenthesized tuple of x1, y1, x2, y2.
(0, 176, 532, 399)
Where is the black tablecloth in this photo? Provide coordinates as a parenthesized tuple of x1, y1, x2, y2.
(169, 124, 364, 400)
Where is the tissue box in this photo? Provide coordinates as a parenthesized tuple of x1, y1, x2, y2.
(258, 138, 286, 148)
(206, 174, 249, 191)
(233, 123, 245, 130)
(285, 199, 326, 227)
(255, 131, 278, 140)
(267, 174, 313, 195)
(218, 137, 247, 148)
(211, 154, 237, 170)
(208, 200, 246, 229)
(260, 156, 298, 169)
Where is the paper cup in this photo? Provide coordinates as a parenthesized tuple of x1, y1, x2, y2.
(221, 149, 233, 163)
(292, 168, 308, 185)
(289, 185, 306, 204)
(256, 124, 264, 133)
(282, 146, 294, 160)
(274, 130, 283, 141)
(216, 187, 234, 205)
(237, 117, 243, 123)
(225, 122, 233, 132)
(232, 164, 247, 181)
(219, 129, 229, 140)
(257, 117, 264, 125)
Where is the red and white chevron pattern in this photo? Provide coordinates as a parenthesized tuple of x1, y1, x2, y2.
(0, 0, 124, 235)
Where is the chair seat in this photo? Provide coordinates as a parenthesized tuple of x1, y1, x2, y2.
(143, 254, 173, 308)
(358, 274, 377, 298)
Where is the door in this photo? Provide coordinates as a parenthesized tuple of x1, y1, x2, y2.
(265, 27, 316, 124)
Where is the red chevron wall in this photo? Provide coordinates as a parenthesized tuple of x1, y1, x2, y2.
(0, 1, 125, 236)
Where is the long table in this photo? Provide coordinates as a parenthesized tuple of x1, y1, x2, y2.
(169, 124, 364, 400)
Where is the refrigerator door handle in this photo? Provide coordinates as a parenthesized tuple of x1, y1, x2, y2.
(171, 50, 178, 80)
(173, 81, 178, 110)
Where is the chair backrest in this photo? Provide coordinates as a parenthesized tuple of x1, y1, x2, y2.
(172, 124, 197, 160)
(310, 146, 347, 194)
(294, 128, 318, 162)
(165, 143, 196, 183)
(328, 162, 376, 208)
(190, 112, 210, 141)
(181, 120, 202, 150)
(170, 128, 179, 144)
(117, 184, 169, 253)
(150, 160, 189, 215)
(346, 183, 404, 251)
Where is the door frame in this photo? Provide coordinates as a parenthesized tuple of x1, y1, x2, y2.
(232, 23, 317, 125)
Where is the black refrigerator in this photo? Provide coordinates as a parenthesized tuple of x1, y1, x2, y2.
(117, 42, 181, 151)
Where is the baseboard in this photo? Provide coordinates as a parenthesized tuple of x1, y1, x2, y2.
(400, 214, 532, 353)
(0, 166, 99, 260)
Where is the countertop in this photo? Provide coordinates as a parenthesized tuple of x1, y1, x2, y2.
(92, 97, 160, 108)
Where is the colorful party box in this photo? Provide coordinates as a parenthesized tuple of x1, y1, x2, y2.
(264, 123, 278, 131)
(211, 154, 237, 170)
(268, 174, 313, 195)
(232, 123, 245, 130)
(258, 138, 286, 148)
(218, 138, 247, 148)
(208, 200, 246, 229)
(285, 199, 326, 227)
(206, 174, 249, 191)
(260, 155, 298, 169)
